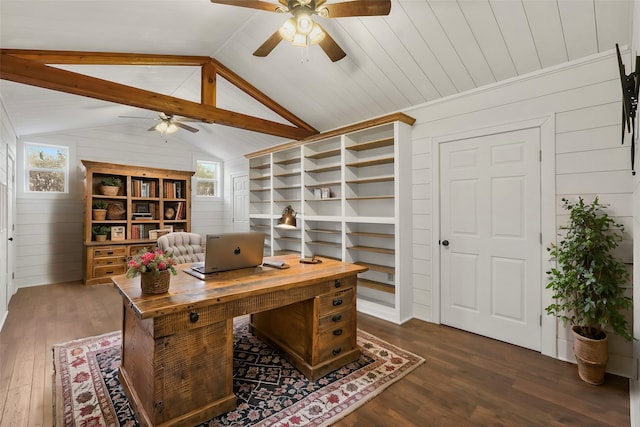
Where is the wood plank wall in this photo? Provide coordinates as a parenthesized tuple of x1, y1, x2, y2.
(406, 48, 634, 377)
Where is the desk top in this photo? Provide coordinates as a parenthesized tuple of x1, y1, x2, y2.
(111, 254, 367, 319)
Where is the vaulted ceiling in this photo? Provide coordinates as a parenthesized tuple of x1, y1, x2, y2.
(0, 0, 633, 160)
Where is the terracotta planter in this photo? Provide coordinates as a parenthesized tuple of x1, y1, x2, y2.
(100, 185, 120, 196)
(92, 209, 107, 221)
(140, 270, 171, 294)
(572, 325, 608, 385)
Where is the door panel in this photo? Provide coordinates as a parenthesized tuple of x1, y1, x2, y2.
(440, 128, 541, 351)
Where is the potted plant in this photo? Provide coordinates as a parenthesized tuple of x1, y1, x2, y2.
(126, 248, 178, 294)
(92, 200, 108, 220)
(100, 177, 122, 196)
(545, 197, 632, 385)
(92, 225, 110, 242)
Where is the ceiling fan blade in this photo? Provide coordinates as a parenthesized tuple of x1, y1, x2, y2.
(317, 27, 346, 62)
(254, 30, 284, 57)
(323, 0, 391, 18)
(210, 0, 282, 13)
(174, 122, 200, 133)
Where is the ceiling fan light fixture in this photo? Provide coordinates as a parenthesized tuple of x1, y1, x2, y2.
(279, 18, 296, 42)
(292, 32, 308, 47)
(308, 23, 325, 44)
(156, 121, 169, 133)
(165, 123, 179, 134)
(296, 13, 313, 35)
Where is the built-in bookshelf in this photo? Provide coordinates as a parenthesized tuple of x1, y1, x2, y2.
(245, 114, 414, 323)
(81, 160, 194, 286)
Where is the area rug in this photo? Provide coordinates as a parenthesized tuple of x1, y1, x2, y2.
(53, 316, 424, 427)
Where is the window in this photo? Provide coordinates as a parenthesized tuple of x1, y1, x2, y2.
(195, 160, 220, 197)
(24, 143, 69, 193)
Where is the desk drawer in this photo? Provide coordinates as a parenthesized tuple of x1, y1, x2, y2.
(94, 264, 126, 277)
(317, 331, 356, 361)
(94, 256, 126, 267)
(318, 306, 354, 333)
(93, 247, 127, 258)
(317, 288, 355, 316)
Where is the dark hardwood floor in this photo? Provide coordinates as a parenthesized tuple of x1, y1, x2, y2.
(0, 282, 630, 426)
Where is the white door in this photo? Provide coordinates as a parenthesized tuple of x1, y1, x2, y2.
(232, 173, 249, 231)
(440, 128, 541, 350)
(7, 152, 14, 298)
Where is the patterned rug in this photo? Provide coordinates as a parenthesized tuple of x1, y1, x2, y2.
(53, 316, 424, 427)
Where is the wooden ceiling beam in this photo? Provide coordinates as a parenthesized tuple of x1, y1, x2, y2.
(0, 49, 318, 139)
(0, 52, 316, 140)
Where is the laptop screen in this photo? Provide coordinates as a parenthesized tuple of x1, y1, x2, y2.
(192, 231, 265, 274)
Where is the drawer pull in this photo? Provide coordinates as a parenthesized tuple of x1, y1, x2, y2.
(334, 279, 341, 288)
(331, 314, 342, 322)
(333, 329, 343, 336)
(189, 312, 199, 323)
(107, 251, 114, 255)
(332, 298, 343, 307)
(332, 347, 342, 356)
(106, 270, 114, 274)
(106, 261, 113, 265)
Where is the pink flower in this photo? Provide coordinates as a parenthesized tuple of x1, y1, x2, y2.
(157, 261, 167, 270)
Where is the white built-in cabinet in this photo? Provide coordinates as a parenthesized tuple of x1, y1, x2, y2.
(248, 116, 413, 324)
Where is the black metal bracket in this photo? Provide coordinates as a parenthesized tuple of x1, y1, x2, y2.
(616, 44, 639, 175)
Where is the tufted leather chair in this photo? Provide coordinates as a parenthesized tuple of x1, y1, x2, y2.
(156, 232, 206, 264)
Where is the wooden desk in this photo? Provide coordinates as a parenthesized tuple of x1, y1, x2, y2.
(111, 254, 367, 427)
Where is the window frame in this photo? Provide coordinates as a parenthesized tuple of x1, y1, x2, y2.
(22, 141, 71, 195)
(194, 159, 222, 198)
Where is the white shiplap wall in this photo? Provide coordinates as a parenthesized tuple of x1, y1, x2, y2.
(14, 125, 230, 288)
(406, 48, 634, 377)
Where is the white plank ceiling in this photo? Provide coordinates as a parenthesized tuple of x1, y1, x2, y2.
(0, 0, 633, 160)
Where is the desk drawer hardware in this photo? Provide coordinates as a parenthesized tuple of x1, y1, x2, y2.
(189, 312, 199, 323)
(333, 329, 343, 336)
(334, 279, 341, 288)
(332, 347, 342, 356)
(332, 298, 343, 306)
(331, 314, 342, 322)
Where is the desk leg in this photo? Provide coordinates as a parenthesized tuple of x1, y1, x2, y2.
(119, 302, 236, 426)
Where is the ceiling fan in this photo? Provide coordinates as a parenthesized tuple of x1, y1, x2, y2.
(118, 112, 200, 134)
(210, 0, 392, 62)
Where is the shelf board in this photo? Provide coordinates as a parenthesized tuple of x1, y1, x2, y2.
(306, 228, 341, 234)
(345, 157, 394, 168)
(346, 196, 394, 201)
(305, 197, 341, 202)
(250, 163, 270, 170)
(306, 165, 341, 174)
(274, 237, 302, 242)
(346, 176, 394, 185)
(251, 175, 271, 181)
(250, 224, 271, 229)
(347, 232, 394, 239)
(274, 198, 301, 202)
(273, 171, 300, 178)
(305, 181, 341, 188)
(273, 185, 300, 190)
(250, 187, 271, 192)
(274, 157, 301, 165)
(274, 249, 301, 256)
(357, 278, 395, 294)
(347, 245, 395, 255)
(307, 240, 341, 248)
(305, 148, 341, 159)
(347, 137, 394, 152)
(354, 261, 395, 275)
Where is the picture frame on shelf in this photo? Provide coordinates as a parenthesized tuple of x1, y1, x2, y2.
(149, 229, 172, 240)
(111, 226, 125, 241)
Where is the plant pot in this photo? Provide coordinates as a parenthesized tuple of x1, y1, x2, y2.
(100, 185, 120, 196)
(140, 270, 171, 294)
(92, 209, 107, 221)
(572, 325, 608, 385)
(94, 234, 107, 242)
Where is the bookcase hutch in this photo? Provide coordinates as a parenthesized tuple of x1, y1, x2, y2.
(246, 112, 415, 324)
(82, 160, 194, 286)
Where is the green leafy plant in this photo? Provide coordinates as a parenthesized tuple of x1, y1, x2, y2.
(92, 225, 110, 235)
(545, 197, 632, 341)
(101, 177, 122, 187)
(126, 248, 177, 278)
(92, 200, 108, 209)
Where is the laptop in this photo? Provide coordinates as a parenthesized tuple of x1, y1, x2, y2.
(185, 232, 265, 278)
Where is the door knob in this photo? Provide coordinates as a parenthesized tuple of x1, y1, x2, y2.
(441, 240, 449, 247)
(8, 237, 13, 241)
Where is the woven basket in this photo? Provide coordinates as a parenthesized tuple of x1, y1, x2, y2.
(572, 326, 608, 385)
(100, 185, 120, 196)
(140, 270, 171, 294)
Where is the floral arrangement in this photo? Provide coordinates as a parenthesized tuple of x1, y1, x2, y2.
(126, 248, 178, 278)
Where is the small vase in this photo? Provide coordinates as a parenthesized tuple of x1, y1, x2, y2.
(140, 270, 171, 294)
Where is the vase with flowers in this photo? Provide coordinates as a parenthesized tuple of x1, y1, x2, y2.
(126, 248, 178, 294)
